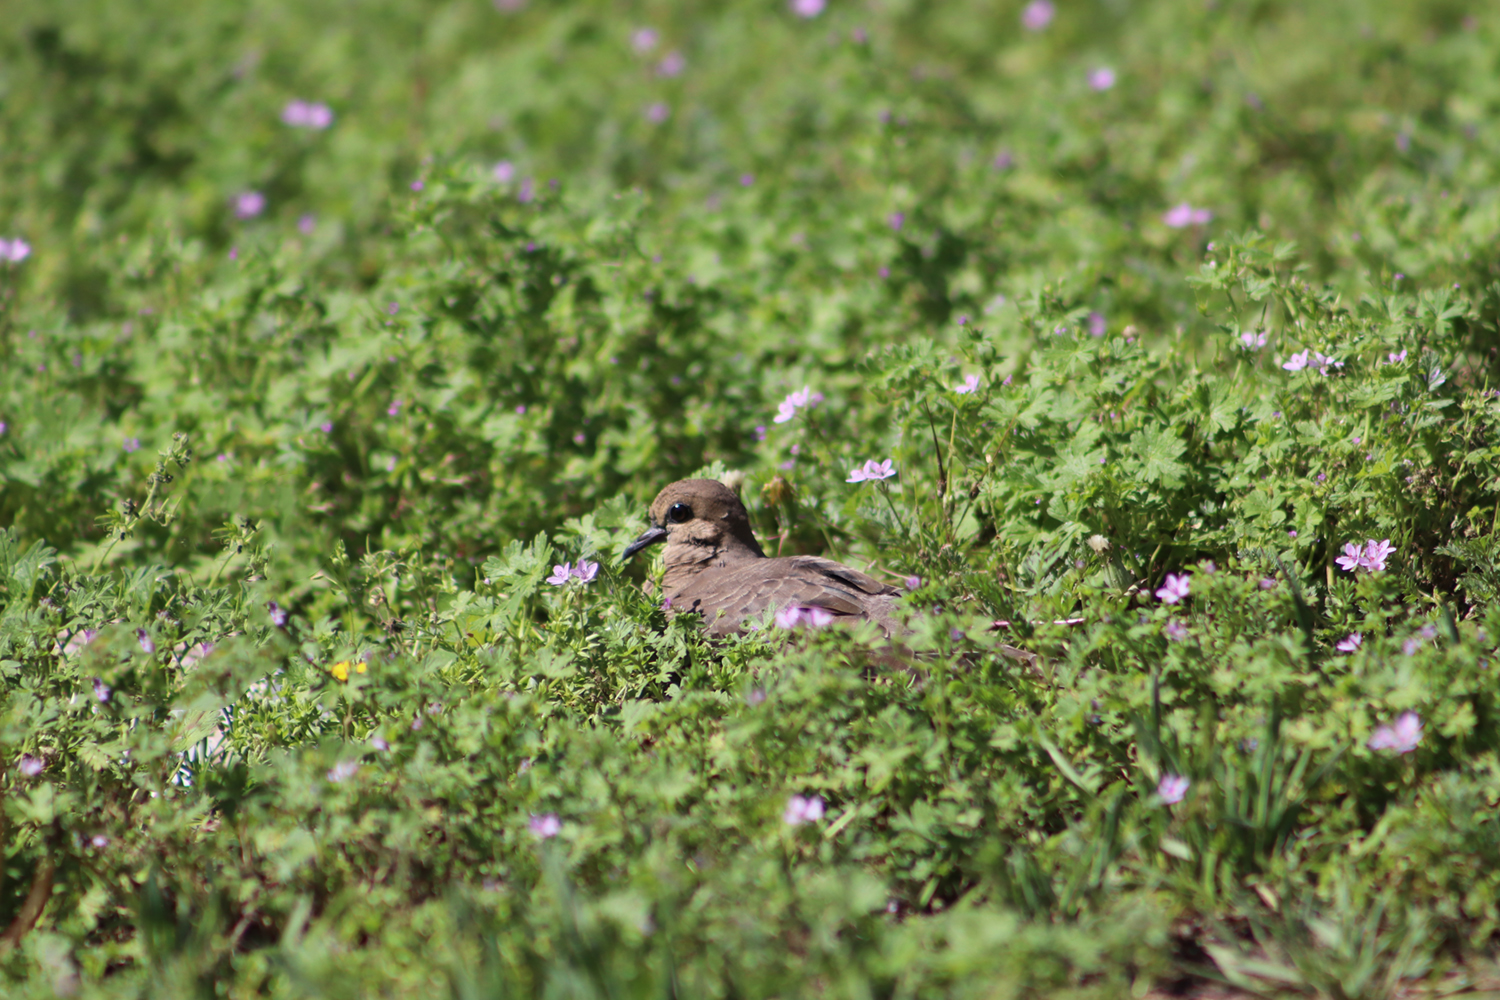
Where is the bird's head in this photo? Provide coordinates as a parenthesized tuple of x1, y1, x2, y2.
(622, 478, 766, 562)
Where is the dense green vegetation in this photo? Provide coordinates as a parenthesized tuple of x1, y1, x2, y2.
(4, 0, 1500, 995)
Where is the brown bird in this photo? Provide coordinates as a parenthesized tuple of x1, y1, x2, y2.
(621, 478, 903, 639)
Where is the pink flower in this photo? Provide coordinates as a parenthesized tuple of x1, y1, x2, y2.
(790, 0, 826, 18)
(1282, 350, 1310, 372)
(326, 760, 360, 783)
(1157, 773, 1190, 804)
(297, 214, 317, 235)
(1335, 632, 1363, 652)
(1163, 203, 1212, 228)
(0, 237, 31, 263)
(1165, 621, 1188, 641)
(1367, 711, 1421, 753)
(137, 629, 155, 654)
(846, 459, 896, 483)
(1363, 538, 1394, 572)
(1335, 542, 1365, 573)
(92, 677, 112, 703)
(783, 794, 825, 825)
(386, 399, 402, 417)
(546, 563, 574, 586)
(281, 100, 334, 129)
(1087, 311, 1106, 337)
(775, 606, 835, 629)
(1313, 351, 1343, 375)
(1155, 573, 1191, 604)
(18, 754, 44, 777)
(123, 437, 140, 453)
(904, 576, 922, 590)
(1088, 67, 1116, 91)
(631, 27, 659, 53)
(493, 161, 516, 183)
(656, 51, 685, 76)
(1259, 577, 1277, 590)
(1387, 350, 1407, 364)
(529, 812, 562, 838)
(572, 559, 599, 584)
(1021, 0, 1055, 30)
(645, 102, 670, 123)
(955, 374, 981, 394)
(888, 211, 905, 231)
(1239, 331, 1268, 350)
(234, 191, 266, 219)
(1337, 538, 1394, 573)
(773, 386, 820, 424)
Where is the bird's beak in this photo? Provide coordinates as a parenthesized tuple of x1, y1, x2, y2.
(621, 525, 668, 562)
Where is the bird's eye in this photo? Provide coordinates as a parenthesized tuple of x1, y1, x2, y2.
(666, 502, 693, 524)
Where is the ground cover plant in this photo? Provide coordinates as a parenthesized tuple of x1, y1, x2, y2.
(5, 0, 1500, 996)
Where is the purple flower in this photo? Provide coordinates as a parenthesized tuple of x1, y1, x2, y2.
(1367, 711, 1421, 753)
(137, 629, 155, 654)
(546, 563, 573, 586)
(656, 50, 685, 76)
(529, 812, 562, 838)
(234, 191, 266, 219)
(297, 214, 317, 235)
(904, 576, 922, 590)
(1088, 311, 1107, 337)
(268, 601, 289, 628)
(955, 374, 982, 394)
(1282, 350, 1310, 372)
(1387, 350, 1407, 364)
(1239, 330, 1268, 350)
(327, 760, 360, 783)
(320, 421, 334, 433)
(93, 677, 112, 703)
(371, 735, 391, 752)
(1165, 621, 1188, 642)
(1157, 773, 1190, 804)
(1021, 0, 1055, 30)
(410, 179, 424, 192)
(0, 237, 32, 263)
(790, 0, 826, 18)
(784, 794, 826, 825)
(493, 161, 516, 184)
(888, 211, 905, 231)
(846, 459, 896, 483)
(631, 27, 659, 53)
(1258, 577, 1278, 590)
(1335, 632, 1363, 653)
(572, 432, 586, 445)
(773, 386, 819, 424)
(740, 173, 755, 186)
(775, 606, 835, 629)
(645, 102, 670, 123)
(1088, 67, 1116, 91)
(1313, 351, 1344, 375)
(282, 100, 334, 129)
(90, 835, 109, 849)
(386, 400, 403, 418)
(1163, 203, 1212, 228)
(18, 754, 44, 777)
(1155, 573, 1191, 605)
(123, 437, 141, 453)
(517, 179, 535, 203)
(572, 559, 599, 584)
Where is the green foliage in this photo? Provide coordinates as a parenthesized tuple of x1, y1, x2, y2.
(5, 0, 1500, 996)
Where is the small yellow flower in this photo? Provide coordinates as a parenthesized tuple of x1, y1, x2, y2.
(330, 660, 369, 683)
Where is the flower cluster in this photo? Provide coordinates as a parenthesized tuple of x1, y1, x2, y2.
(546, 559, 600, 586)
(846, 459, 896, 483)
(775, 605, 834, 629)
(330, 660, 368, 682)
(1367, 712, 1421, 753)
(281, 100, 334, 129)
(1282, 350, 1343, 374)
(0, 237, 31, 263)
(773, 386, 823, 424)
(1334, 538, 1394, 573)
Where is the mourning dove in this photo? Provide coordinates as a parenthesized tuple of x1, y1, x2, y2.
(621, 478, 902, 639)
